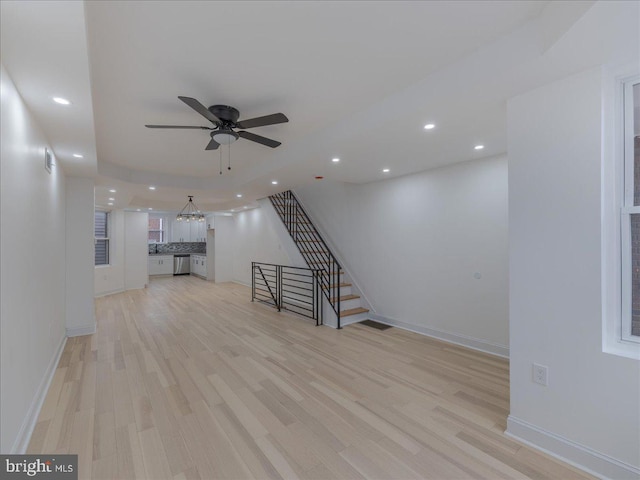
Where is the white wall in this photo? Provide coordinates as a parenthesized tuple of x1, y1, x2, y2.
(124, 211, 148, 290)
(230, 207, 298, 286)
(507, 67, 640, 477)
(0, 65, 67, 452)
(65, 177, 96, 336)
(213, 216, 235, 283)
(295, 156, 509, 354)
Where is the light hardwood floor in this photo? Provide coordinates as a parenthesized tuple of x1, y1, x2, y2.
(28, 276, 593, 479)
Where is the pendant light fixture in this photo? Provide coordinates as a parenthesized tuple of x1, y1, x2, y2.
(176, 196, 205, 222)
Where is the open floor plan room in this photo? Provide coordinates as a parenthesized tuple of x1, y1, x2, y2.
(29, 277, 592, 480)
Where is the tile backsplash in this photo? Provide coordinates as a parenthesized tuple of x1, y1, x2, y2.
(149, 242, 206, 254)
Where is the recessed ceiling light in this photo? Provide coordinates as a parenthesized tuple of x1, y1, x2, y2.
(53, 97, 71, 105)
(236, 194, 242, 198)
(148, 207, 153, 210)
(109, 189, 116, 193)
(148, 186, 156, 190)
(72, 153, 84, 158)
(108, 197, 115, 201)
(332, 157, 340, 163)
(243, 206, 248, 209)
(474, 145, 484, 150)
(382, 168, 390, 173)
(231, 209, 235, 212)
(136, 209, 141, 212)
(271, 181, 278, 185)
(108, 202, 114, 206)
(424, 123, 435, 130)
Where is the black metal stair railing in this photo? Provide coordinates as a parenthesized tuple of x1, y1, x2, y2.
(269, 190, 343, 328)
(252, 262, 323, 326)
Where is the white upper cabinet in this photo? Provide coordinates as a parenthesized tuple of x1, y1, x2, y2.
(191, 221, 206, 242)
(170, 218, 206, 242)
(171, 220, 189, 242)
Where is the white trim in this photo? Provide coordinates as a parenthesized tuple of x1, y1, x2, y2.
(602, 65, 640, 358)
(10, 334, 67, 454)
(506, 415, 640, 480)
(94, 288, 125, 298)
(620, 75, 640, 344)
(66, 324, 96, 337)
(369, 313, 509, 358)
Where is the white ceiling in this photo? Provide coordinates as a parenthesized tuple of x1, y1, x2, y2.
(1, 1, 638, 212)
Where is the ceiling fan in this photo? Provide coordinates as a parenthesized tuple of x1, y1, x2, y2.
(145, 96, 288, 150)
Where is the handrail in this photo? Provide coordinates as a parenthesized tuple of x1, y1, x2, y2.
(268, 191, 343, 328)
(252, 261, 323, 325)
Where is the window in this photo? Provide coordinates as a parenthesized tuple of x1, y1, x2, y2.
(621, 77, 640, 343)
(95, 210, 110, 266)
(148, 216, 165, 243)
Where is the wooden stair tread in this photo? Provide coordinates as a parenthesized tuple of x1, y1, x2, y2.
(340, 307, 369, 318)
(322, 282, 352, 289)
(330, 294, 360, 302)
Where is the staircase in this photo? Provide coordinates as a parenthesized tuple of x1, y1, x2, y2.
(269, 191, 369, 328)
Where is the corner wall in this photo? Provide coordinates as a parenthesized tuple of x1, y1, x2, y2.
(227, 207, 297, 286)
(295, 155, 509, 355)
(0, 65, 67, 452)
(507, 67, 640, 477)
(65, 177, 95, 336)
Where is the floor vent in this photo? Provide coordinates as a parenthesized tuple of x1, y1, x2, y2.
(359, 320, 392, 330)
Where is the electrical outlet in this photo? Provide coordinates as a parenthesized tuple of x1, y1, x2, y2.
(532, 363, 548, 386)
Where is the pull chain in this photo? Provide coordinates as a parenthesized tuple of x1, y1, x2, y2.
(228, 144, 231, 171)
(219, 147, 222, 175)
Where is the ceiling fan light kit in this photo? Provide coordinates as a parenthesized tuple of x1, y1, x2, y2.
(146, 97, 288, 174)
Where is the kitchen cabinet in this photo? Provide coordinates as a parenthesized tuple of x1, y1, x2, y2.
(148, 255, 173, 276)
(191, 222, 206, 243)
(172, 220, 189, 242)
(171, 219, 206, 242)
(191, 254, 207, 279)
(206, 214, 215, 230)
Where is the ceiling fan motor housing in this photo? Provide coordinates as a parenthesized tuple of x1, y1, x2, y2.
(209, 105, 240, 124)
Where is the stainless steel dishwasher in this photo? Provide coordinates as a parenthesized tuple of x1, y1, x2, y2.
(173, 254, 190, 275)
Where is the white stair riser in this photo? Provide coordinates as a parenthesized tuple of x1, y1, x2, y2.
(340, 312, 370, 326)
(325, 285, 352, 296)
(338, 298, 361, 311)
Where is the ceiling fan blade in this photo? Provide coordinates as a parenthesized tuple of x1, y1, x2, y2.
(145, 124, 211, 129)
(178, 96, 220, 124)
(205, 137, 220, 150)
(236, 113, 288, 129)
(238, 130, 281, 148)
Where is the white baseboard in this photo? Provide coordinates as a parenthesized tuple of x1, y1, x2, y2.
(66, 324, 96, 337)
(506, 415, 640, 480)
(94, 288, 124, 298)
(369, 313, 509, 358)
(10, 334, 67, 454)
